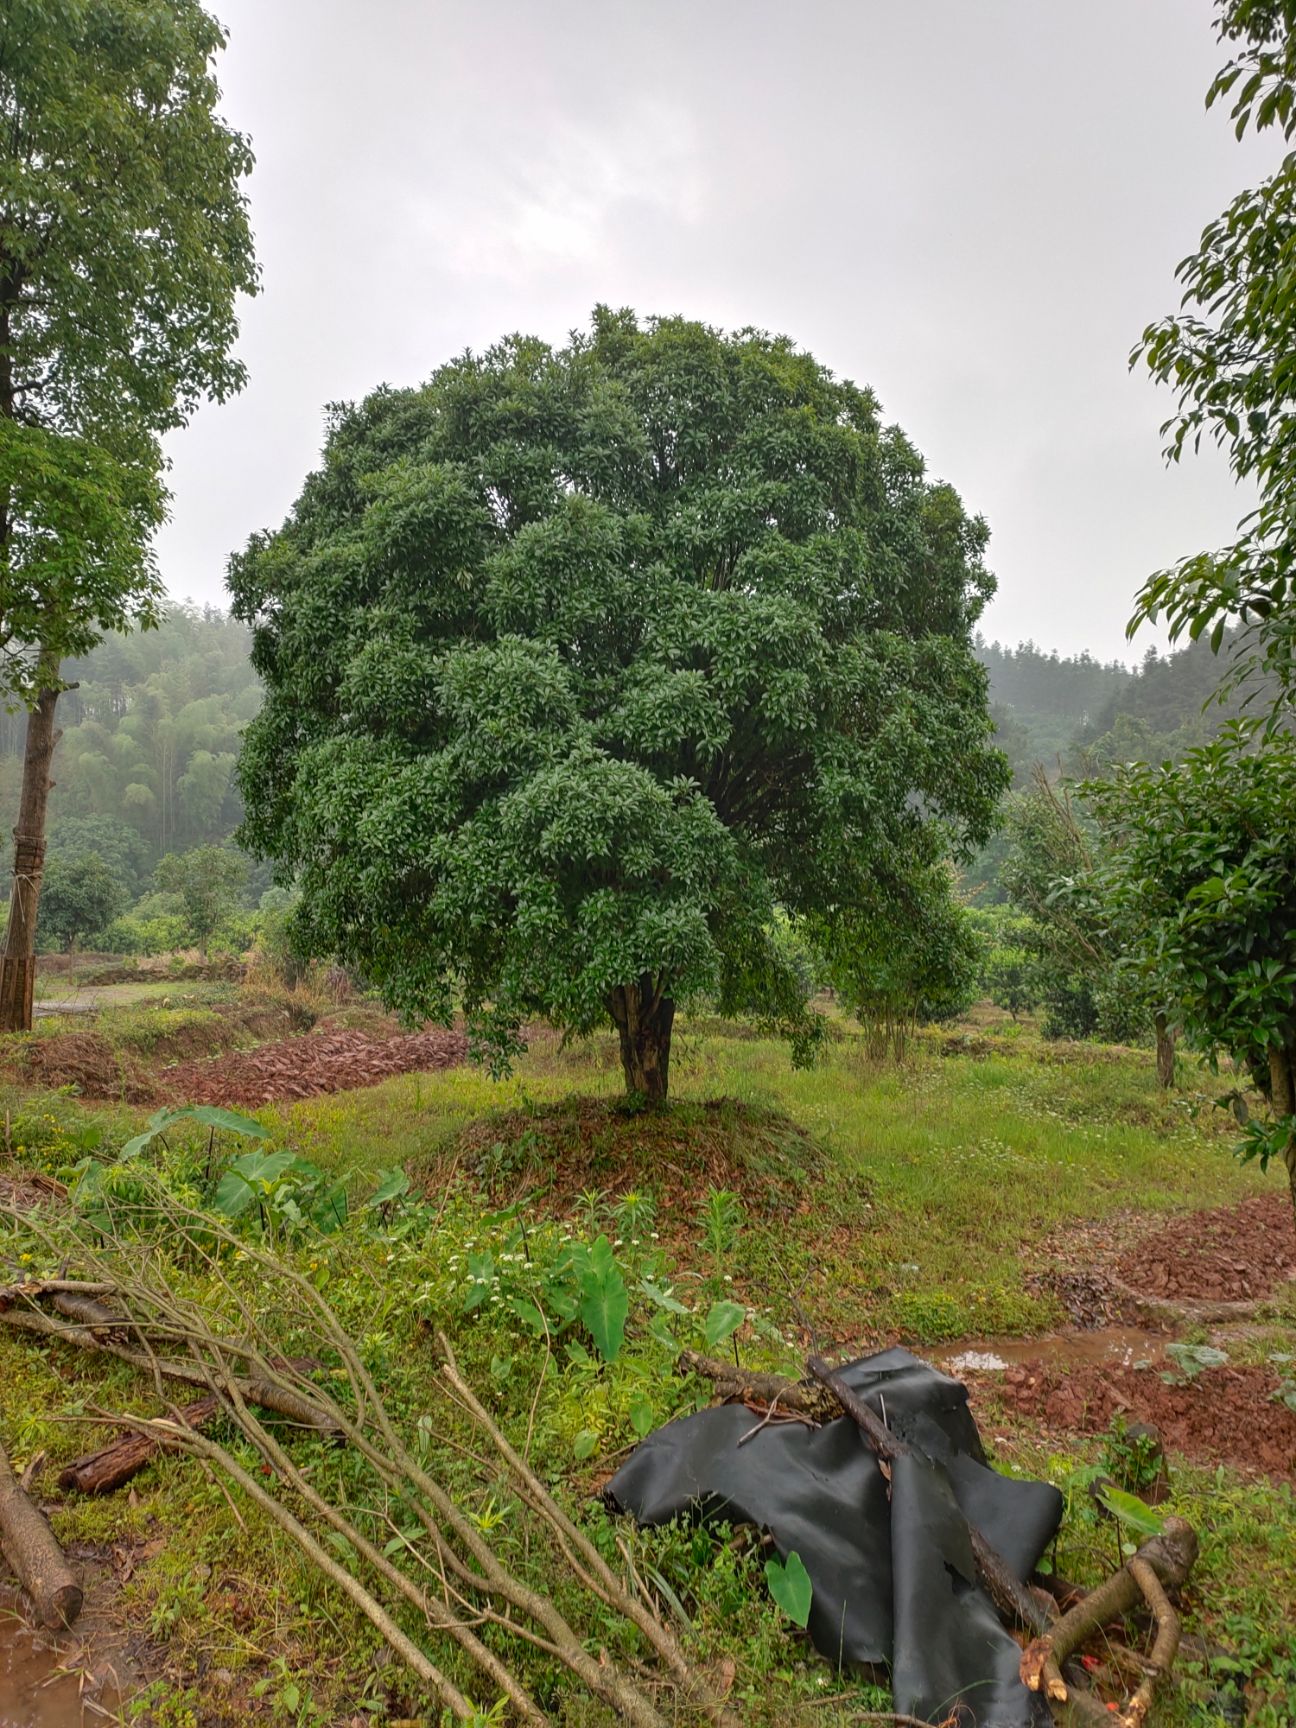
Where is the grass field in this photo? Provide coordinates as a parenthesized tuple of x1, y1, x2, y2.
(1, 997, 1293, 1727)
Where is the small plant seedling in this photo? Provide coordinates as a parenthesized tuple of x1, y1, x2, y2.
(764, 1550, 813, 1627)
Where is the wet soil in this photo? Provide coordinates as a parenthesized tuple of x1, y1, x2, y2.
(1116, 1191, 1296, 1304)
(0, 1552, 149, 1728)
(978, 1358, 1296, 1479)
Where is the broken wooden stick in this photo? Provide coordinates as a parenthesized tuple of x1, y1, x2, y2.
(1019, 1517, 1198, 1724)
(678, 1350, 841, 1421)
(0, 1437, 82, 1628)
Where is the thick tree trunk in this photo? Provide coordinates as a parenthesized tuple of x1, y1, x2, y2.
(607, 977, 674, 1104)
(1154, 1013, 1176, 1090)
(0, 648, 61, 1033)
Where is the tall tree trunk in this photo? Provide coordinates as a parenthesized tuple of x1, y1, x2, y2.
(0, 647, 61, 1033)
(607, 977, 675, 1104)
(1268, 1042, 1296, 1227)
(1154, 1013, 1176, 1090)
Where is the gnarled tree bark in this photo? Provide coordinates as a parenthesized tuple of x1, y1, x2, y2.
(607, 976, 674, 1103)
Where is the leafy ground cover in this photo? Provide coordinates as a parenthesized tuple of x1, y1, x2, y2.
(0, 994, 1293, 1725)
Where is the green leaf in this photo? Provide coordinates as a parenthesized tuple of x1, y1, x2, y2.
(509, 1297, 547, 1336)
(363, 1168, 412, 1210)
(629, 1396, 656, 1439)
(764, 1550, 813, 1627)
(572, 1429, 598, 1461)
(580, 1261, 629, 1363)
(1092, 1483, 1167, 1537)
(1164, 1342, 1229, 1380)
(703, 1300, 745, 1350)
(641, 1277, 690, 1315)
(211, 1169, 257, 1218)
(186, 1106, 269, 1139)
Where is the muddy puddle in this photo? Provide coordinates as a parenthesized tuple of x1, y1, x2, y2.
(940, 1324, 1169, 1378)
(0, 1581, 133, 1728)
(0, 1624, 114, 1728)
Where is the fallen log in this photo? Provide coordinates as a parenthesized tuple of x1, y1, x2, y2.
(59, 1394, 220, 1494)
(677, 1350, 841, 1421)
(0, 1277, 116, 1314)
(0, 1438, 82, 1628)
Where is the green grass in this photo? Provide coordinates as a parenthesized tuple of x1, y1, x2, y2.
(269, 1017, 1267, 1343)
(1, 1002, 1291, 1726)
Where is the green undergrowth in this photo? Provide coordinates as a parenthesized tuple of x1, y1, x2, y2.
(0, 1004, 1289, 1724)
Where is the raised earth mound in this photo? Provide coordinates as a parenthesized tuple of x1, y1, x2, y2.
(450, 1095, 822, 1223)
(1115, 1191, 1296, 1304)
(986, 1359, 1296, 1479)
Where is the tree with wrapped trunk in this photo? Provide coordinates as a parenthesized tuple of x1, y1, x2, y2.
(232, 309, 1007, 1103)
(0, 0, 258, 1029)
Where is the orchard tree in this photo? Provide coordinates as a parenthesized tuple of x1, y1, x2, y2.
(1131, 0, 1296, 713)
(1088, 727, 1296, 1217)
(232, 311, 1007, 1103)
(154, 845, 248, 954)
(824, 860, 982, 1058)
(1001, 770, 1172, 1071)
(0, 0, 258, 1028)
(38, 851, 124, 950)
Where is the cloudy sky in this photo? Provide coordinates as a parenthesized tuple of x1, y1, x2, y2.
(158, 0, 1283, 661)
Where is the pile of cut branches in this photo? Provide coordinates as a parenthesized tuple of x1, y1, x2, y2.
(1, 1187, 734, 1727)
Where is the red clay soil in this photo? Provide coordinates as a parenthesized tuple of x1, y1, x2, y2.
(1116, 1192, 1296, 1304)
(983, 1360, 1296, 1479)
(161, 1024, 469, 1107)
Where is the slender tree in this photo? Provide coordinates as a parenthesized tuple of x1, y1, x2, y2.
(0, 0, 257, 1028)
(233, 310, 1006, 1102)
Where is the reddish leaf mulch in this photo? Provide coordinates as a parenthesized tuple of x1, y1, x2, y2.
(162, 1025, 469, 1107)
(1116, 1192, 1296, 1304)
(981, 1360, 1296, 1480)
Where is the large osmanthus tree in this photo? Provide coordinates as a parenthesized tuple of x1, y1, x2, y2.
(233, 310, 1007, 1102)
(0, 0, 257, 1029)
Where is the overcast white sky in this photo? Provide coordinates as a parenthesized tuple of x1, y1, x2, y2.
(157, 0, 1284, 662)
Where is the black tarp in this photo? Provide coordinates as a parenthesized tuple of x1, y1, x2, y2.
(604, 1347, 1063, 1728)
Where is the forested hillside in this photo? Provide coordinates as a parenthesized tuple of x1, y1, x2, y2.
(976, 631, 1256, 784)
(0, 606, 259, 894)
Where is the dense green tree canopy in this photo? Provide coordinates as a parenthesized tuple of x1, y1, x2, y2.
(154, 843, 248, 953)
(38, 850, 124, 950)
(1088, 725, 1296, 1209)
(0, 0, 258, 695)
(233, 310, 1006, 1098)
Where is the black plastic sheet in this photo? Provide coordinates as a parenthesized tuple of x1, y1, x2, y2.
(605, 1347, 1063, 1728)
